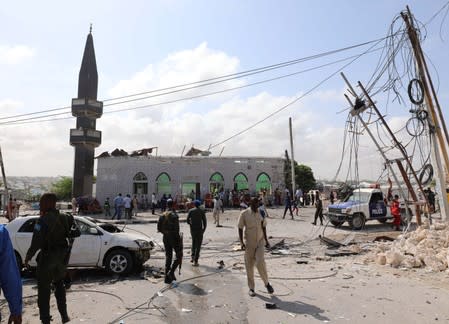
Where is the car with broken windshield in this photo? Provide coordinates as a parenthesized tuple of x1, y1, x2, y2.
(7, 215, 154, 275)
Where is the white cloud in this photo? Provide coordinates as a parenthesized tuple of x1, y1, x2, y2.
(0, 99, 24, 114)
(0, 45, 35, 64)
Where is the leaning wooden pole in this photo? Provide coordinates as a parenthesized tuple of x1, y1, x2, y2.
(402, 6, 449, 220)
(401, 7, 449, 173)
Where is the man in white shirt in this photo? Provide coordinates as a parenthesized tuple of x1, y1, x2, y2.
(123, 194, 132, 219)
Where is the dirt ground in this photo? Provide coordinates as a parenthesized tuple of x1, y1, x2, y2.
(4, 206, 449, 323)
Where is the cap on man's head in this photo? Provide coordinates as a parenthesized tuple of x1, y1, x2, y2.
(194, 200, 201, 207)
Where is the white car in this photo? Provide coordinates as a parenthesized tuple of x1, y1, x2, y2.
(6, 215, 154, 275)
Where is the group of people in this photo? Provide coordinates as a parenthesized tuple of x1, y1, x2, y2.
(0, 193, 81, 324)
(157, 196, 275, 297)
(107, 193, 140, 220)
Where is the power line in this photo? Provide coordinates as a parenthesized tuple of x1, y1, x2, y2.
(0, 36, 395, 122)
(0, 45, 385, 126)
(209, 36, 387, 150)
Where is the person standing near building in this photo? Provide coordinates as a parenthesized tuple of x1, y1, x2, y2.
(282, 190, 294, 219)
(123, 194, 132, 219)
(238, 197, 274, 297)
(25, 193, 79, 324)
(213, 195, 223, 227)
(157, 199, 182, 284)
(390, 194, 401, 231)
(312, 194, 323, 225)
(0, 224, 23, 324)
(186, 200, 207, 266)
(113, 193, 123, 220)
(151, 193, 157, 215)
(132, 195, 138, 217)
(103, 197, 111, 218)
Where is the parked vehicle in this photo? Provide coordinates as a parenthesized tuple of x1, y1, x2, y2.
(6, 215, 153, 275)
(325, 188, 392, 230)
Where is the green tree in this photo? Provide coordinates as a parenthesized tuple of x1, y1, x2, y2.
(284, 151, 316, 193)
(295, 164, 316, 193)
(51, 177, 72, 200)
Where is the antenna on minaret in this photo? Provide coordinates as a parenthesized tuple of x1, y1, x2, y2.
(89, 23, 92, 34)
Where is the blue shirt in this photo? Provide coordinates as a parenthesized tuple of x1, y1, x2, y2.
(0, 225, 22, 316)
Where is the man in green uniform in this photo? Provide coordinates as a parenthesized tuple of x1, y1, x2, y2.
(25, 193, 80, 324)
(186, 200, 207, 266)
(157, 199, 182, 284)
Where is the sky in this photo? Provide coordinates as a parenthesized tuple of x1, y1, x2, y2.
(0, 0, 448, 182)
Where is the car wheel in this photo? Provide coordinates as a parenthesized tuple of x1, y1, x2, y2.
(377, 219, 388, 224)
(349, 213, 365, 230)
(105, 249, 133, 275)
(330, 220, 344, 227)
(14, 251, 22, 271)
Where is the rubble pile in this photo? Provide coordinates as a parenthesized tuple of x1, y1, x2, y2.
(372, 220, 449, 272)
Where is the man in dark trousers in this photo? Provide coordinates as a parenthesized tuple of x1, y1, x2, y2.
(25, 193, 79, 324)
(282, 190, 294, 219)
(0, 224, 22, 323)
(157, 199, 182, 284)
(312, 194, 324, 225)
(186, 200, 207, 266)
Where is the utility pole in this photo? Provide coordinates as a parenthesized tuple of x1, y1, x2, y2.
(289, 117, 296, 195)
(402, 6, 449, 220)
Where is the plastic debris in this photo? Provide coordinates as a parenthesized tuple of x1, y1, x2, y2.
(181, 308, 192, 313)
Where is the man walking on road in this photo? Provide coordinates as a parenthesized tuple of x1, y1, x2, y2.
(157, 199, 182, 284)
(238, 197, 274, 297)
(112, 193, 123, 220)
(282, 190, 294, 219)
(186, 200, 207, 266)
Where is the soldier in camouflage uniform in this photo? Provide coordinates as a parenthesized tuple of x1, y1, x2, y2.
(25, 193, 80, 324)
(157, 199, 182, 284)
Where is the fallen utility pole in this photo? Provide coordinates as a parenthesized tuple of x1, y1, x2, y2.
(341, 73, 413, 223)
(402, 6, 449, 221)
(358, 81, 423, 225)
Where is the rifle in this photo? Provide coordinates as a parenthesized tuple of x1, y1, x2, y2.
(179, 232, 184, 275)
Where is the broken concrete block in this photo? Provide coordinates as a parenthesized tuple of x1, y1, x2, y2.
(423, 255, 446, 272)
(431, 222, 447, 231)
(376, 253, 386, 265)
(385, 250, 404, 268)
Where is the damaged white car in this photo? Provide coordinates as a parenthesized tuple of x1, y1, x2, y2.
(7, 215, 154, 275)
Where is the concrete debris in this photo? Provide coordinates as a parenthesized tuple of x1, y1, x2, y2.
(319, 235, 344, 248)
(369, 221, 449, 271)
(325, 249, 359, 257)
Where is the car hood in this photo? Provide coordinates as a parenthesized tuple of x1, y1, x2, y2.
(109, 231, 152, 243)
(329, 201, 360, 209)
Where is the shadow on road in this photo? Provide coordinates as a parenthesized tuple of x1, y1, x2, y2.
(256, 294, 330, 321)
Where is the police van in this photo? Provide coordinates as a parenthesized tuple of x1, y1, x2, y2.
(326, 188, 392, 230)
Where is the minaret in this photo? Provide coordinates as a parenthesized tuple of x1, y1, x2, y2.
(70, 26, 102, 197)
